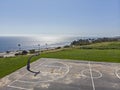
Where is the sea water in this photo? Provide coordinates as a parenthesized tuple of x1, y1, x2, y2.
(0, 36, 80, 52)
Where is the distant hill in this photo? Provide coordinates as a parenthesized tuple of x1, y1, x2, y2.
(70, 36, 120, 49)
(80, 41, 120, 49)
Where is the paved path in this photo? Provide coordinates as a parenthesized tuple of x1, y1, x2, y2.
(0, 58, 120, 90)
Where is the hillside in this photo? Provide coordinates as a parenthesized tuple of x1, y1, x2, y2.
(80, 41, 120, 49)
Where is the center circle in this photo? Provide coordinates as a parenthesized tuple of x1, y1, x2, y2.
(81, 69, 102, 79)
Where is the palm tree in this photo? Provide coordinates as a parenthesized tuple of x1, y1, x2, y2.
(18, 44, 21, 51)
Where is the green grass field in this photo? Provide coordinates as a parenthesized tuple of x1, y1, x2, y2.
(41, 49, 120, 62)
(0, 41, 120, 78)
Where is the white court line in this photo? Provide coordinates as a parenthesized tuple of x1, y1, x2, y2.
(8, 61, 70, 90)
(44, 65, 66, 68)
(115, 68, 120, 80)
(16, 80, 35, 84)
(58, 67, 62, 71)
(17, 61, 70, 84)
(89, 62, 95, 90)
(35, 61, 70, 83)
(81, 69, 102, 79)
(7, 60, 47, 89)
(8, 85, 29, 90)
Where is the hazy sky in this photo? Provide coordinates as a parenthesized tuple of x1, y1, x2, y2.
(0, 0, 119, 37)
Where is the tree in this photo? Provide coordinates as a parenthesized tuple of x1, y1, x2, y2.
(18, 44, 21, 51)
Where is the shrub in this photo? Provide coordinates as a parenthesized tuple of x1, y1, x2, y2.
(15, 53, 20, 56)
(22, 50, 28, 55)
(55, 47, 61, 49)
(29, 49, 36, 54)
(6, 51, 10, 54)
(64, 45, 70, 48)
(0, 56, 4, 58)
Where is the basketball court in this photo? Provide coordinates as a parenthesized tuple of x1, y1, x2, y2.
(0, 58, 120, 90)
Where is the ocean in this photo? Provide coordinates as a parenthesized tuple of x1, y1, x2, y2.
(0, 36, 81, 52)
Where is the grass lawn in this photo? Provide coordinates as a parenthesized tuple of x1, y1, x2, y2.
(0, 48, 120, 78)
(0, 55, 29, 78)
(41, 48, 120, 62)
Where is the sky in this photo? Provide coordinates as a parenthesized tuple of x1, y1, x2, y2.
(0, 0, 119, 37)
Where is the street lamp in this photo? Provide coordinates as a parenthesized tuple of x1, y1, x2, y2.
(45, 43, 48, 50)
(38, 44, 40, 52)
